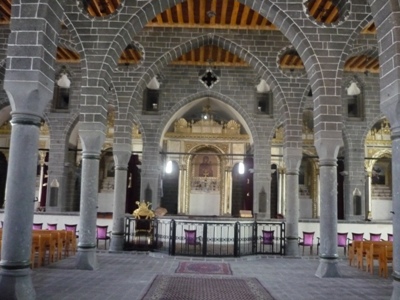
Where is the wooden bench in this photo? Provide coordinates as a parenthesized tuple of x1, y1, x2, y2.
(364, 241, 392, 274)
(379, 245, 393, 278)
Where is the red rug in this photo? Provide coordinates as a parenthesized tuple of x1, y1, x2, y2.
(141, 275, 275, 300)
(175, 261, 232, 275)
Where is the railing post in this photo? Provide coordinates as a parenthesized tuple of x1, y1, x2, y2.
(252, 221, 258, 254)
(281, 222, 286, 255)
(202, 223, 207, 256)
(234, 222, 239, 257)
(170, 219, 176, 256)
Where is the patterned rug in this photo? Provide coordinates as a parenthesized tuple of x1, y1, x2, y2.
(175, 261, 232, 275)
(140, 275, 275, 300)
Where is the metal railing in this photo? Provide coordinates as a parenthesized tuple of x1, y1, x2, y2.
(124, 217, 285, 257)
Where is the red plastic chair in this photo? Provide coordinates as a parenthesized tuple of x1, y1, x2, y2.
(32, 223, 43, 230)
(298, 231, 315, 255)
(337, 232, 348, 256)
(96, 225, 111, 249)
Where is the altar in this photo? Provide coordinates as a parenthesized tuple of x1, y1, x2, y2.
(189, 192, 220, 215)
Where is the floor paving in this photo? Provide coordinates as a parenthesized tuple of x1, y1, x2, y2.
(32, 251, 393, 300)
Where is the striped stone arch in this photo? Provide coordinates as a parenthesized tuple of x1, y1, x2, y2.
(124, 34, 286, 118)
(334, 15, 374, 92)
(367, 1, 400, 125)
(361, 113, 388, 147)
(154, 90, 259, 149)
(102, 0, 320, 97)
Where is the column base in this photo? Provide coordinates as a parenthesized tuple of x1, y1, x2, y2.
(76, 247, 98, 270)
(315, 257, 341, 278)
(0, 268, 35, 300)
(109, 234, 124, 252)
(285, 237, 300, 256)
(391, 275, 400, 299)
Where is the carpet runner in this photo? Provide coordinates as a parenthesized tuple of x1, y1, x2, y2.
(140, 275, 275, 300)
(175, 261, 232, 275)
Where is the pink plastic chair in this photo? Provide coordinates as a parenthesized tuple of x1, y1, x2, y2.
(388, 233, 393, 242)
(298, 231, 315, 255)
(351, 232, 364, 241)
(369, 233, 381, 241)
(184, 229, 201, 252)
(32, 223, 43, 230)
(337, 232, 348, 256)
(65, 224, 78, 237)
(96, 225, 111, 249)
(47, 223, 57, 230)
(260, 230, 275, 252)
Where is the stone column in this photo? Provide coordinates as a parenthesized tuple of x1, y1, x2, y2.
(178, 165, 187, 214)
(278, 167, 285, 216)
(76, 127, 105, 270)
(365, 171, 372, 220)
(315, 139, 342, 278)
(283, 148, 302, 256)
(109, 144, 131, 252)
(390, 129, 400, 299)
(0, 115, 41, 299)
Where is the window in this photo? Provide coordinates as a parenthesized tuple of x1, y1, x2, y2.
(53, 70, 71, 111)
(256, 92, 273, 115)
(143, 88, 159, 113)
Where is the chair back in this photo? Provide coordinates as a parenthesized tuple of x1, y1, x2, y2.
(302, 232, 314, 246)
(135, 217, 152, 231)
(47, 223, 57, 230)
(370, 233, 381, 241)
(33, 223, 43, 230)
(262, 230, 274, 245)
(352, 232, 364, 241)
(388, 233, 393, 242)
(96, 225, 108, 239)
(65, 224, 78, 234)
(184, 229, 198, 245)
(337, 232, 348, 247)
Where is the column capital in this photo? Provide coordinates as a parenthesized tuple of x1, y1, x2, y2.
(113, 144, 132, 167)
(283, 147, 302, 173)
(79, 123, 106, 156)
(314, 137, 343, 161)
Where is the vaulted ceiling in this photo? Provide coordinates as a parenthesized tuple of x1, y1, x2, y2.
(0, 0, 380, 74)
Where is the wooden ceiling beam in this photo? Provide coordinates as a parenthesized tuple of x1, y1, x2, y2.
(199, 46, 205, 63)
(188, 0, 195, 25)
(309, 0, 322, 16)
(230, 1, 240, 26)
(210, 0, 217, 25)
(199, 0, 206, 25)
(166, 5, 174, 25)
(176, 3, 184, 24)
(221, 0, 228, 25)
(90, 0, 103, 17)
(240, 5, 251, 26)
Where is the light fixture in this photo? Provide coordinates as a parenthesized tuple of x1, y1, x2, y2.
(256, 79, 270, 93)
(57, 73, 71, 89)
(165, 160, 173, 174)
(201, 98, 212, 120)
(347, 82, 361, 96)
(238, 162, 245, 174)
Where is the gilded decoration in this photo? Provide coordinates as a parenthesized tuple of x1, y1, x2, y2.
(166, 118, 248, 140)
(0, 121, 11, 134)
(366, 118, 391, 145)
(132, 201, 155, 219)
